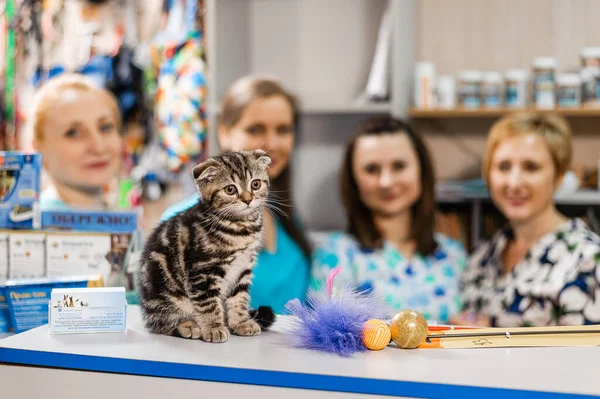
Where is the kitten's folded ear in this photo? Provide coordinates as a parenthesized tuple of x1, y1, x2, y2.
(251, 149, 272, 169)
(192, 158, 220, 182)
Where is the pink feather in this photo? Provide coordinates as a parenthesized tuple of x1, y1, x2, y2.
(326, 266, 342, 298)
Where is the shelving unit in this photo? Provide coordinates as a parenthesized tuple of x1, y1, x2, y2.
(437, 190, 600, 249)
(202, 1, 600, 236)
(409, 107, 600, 119)
(204, 0, 414, 230)
(437, 190, 600, 205)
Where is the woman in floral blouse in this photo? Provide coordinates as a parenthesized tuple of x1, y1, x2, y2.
(451, 112, 600, 327)
(311, 116, 467, 323)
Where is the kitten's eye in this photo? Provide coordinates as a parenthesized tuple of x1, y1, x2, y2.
(224, 185, 237, 195)
(251, 179, 261, 190)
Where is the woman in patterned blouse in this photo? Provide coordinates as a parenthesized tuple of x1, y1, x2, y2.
(310, 116, 467, 323)
(451, 112, 600, 327)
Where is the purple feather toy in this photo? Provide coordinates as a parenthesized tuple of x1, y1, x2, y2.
(283, 266, 388, 357)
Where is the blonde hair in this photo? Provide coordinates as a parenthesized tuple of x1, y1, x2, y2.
(29, 73, 121, 144)
(482, 112, 572, 181)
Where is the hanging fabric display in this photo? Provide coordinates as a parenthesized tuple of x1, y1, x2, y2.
(153, 0, 207, 174)
(0, 1, 7, 151)
(3, 0, 18, 151)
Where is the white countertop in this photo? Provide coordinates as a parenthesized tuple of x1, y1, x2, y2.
(0, 306, 599, 398)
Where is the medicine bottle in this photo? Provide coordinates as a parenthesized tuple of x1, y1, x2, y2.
(482, 71, 502, 108)
(504, 69, 527, 108)
(532, 57, 557, 109)
(458, 70, 483, 108)
(556, 73, 581, 108)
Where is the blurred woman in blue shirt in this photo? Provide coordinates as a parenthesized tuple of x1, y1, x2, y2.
(161, 75, 312, 314)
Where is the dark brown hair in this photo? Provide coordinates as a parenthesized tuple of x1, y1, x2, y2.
(340, 115, 437, 255)
(218, 76, 311, 260)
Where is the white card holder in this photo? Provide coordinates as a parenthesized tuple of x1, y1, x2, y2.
(48, 287, 127, 334)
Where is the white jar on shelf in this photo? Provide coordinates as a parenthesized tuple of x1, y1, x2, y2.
(556, 73, 581, 108)
(482, 71, 502, 108)
(504, 69, 528, 108)
(581, 47, 600, 68)
(458, 70, 483, 108)
(532, 57, 557, 109)
(414, 62, 436, 109)
(436, 75, 456, 109)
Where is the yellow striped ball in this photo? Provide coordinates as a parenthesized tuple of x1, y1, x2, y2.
(361, 319, 391, 351)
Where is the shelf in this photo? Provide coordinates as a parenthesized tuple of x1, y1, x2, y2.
(409, 107, 600, 119)
(300, 101, 391, 115)
(207, 101, 390, 117)
(436, 189, 600, 206)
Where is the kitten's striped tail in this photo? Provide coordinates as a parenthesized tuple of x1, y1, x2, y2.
(250, 306, 276, 330)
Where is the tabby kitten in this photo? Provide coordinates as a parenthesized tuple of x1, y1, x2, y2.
(139, 150, 275, 342)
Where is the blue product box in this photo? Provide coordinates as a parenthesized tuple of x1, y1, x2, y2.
(41, 210, 138, 233)
(4, 275, 104, 333)
(0, 152, 42, 230)
(0, 286, 10, 333)
(49, 287, 127, 334)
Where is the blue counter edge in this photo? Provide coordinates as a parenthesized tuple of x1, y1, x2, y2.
(0, 347, 597, 399)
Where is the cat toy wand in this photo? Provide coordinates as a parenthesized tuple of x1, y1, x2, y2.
(283, 266, 600, 354)
(385, 309, 600, 350)
(418, 324, 600, 349)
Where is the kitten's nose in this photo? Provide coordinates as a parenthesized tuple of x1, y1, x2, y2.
(240, 191, 252, 205)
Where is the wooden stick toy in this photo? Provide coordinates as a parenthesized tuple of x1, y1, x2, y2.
(418, 324, 600, 349)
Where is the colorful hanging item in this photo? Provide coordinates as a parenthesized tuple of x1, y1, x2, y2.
(3, 0, 17, 150)
(153, 0, 207, 173)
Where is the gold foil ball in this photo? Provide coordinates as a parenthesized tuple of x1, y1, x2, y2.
(389, 310, 428, 349)
(361, 319, 391, 351)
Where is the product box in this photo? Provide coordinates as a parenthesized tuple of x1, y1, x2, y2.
(46, 232, 112, 280)
(4, 275, 104, 333)
(0, 285, 10, 333)
(46, 231, 134, 290)
(0, 152, 42, 229)
(0, 230, 8, 284)
(42, 209, 139, 292)
(8, 231, 46, 279)
(41, 209, 138, 233)
(49, 287, 127, 334)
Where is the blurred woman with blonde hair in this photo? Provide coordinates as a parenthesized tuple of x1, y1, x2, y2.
(451, 112, 600, 327)
(29, 73, 123, 210)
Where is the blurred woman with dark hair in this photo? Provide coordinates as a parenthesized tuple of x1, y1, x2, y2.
(311, 116, 466, 323)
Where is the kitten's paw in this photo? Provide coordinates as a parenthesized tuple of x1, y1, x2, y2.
(232, 319, 261, 336)
(175, 320, 201, 339)
(202, 326, 229, 343)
